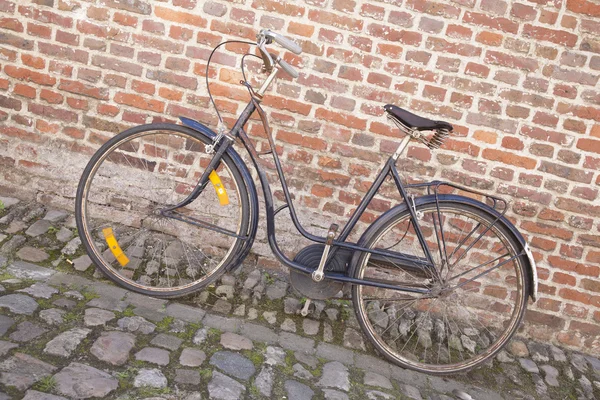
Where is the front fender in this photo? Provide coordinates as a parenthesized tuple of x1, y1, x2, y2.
(179, 117, 259, 271)
(351, 194, 538, 301)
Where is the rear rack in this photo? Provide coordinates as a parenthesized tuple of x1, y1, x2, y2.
(405, 180, 509, 217)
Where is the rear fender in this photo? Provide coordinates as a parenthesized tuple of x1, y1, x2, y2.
(350, 194, 538, 301)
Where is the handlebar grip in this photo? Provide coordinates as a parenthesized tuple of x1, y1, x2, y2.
(269, 31, 302, 55)
(278, 58, 299, 79)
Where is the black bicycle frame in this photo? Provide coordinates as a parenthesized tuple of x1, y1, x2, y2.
(178, 99, 437, 294)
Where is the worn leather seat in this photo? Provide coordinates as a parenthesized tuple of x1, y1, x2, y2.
(384, 104, 453, 132)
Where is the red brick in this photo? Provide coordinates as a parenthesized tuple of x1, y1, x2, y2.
(367, 24, 421, 45)
(40, 89, 63, 104)
(544, 66, 598, 86)
(29, 103, 77, 123)
(569, 215, 594, 230)
(587, 251, 600, 263)
(230, 8, 255, 24)
(4, 66, 56, 86)
(0, 17, 23, 32)
(530, 236, 556, 251)
(533, 111, 559, 127)
(348, 36, 372, 52)
(523, 24, 577, 47)
(114, 92, 164, 113)
(311, 184, 333, 198)
(315, 108, 366, 130)
(446, 24, 472, 40)
(288, 21, 314, 37)
(556, 197, 600, 217)
(553, 271, 576, 286)
(564, 304, 587, 319)
(58, 79, 109, 100)
(475, 31, 503, 46)
(252, 0, 305, 17)
(484, 50, 538, 72)
(308, 10, 362, 32)
(464, 62, 490, 78)
(277, 130, 327, 151)
(577, 138, 600, 154)
(463, 11, 519, 34)
(18, 5, 73, 28)
(360, 3, 385, 20)
(367, 72, 391, 88)
(263, 96, 312, 116)
(111, 13, 136, 29)
(511, 3, 537, 20)
(539, 160, 593, 184)
(426, 37, 481, 57)
(537, 298, 560, 312)
(566, 0, 600, 17)
(521, 126, 570, 146)
(21, 54, 44, 70)
(579, 234, 600, 249)
(26, 22, 51, 39)
(13, 84, 36, 99)
(482, 148, 537, 169)
(521, 221, 573, 240)
(549, 255, 600, 277)
(406, 0, 460, 18)
(377, 43, 403, 58)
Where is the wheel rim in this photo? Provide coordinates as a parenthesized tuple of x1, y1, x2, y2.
(80, 129, 245, 293)
(356, 203, 526, 373)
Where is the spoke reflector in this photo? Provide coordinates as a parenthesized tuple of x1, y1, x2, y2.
(209, 170, 229, 205)
(102, 227, 130, 267)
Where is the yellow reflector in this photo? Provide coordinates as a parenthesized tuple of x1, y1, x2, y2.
(209, 170, 229, 205)
(102, 227, 130, 267)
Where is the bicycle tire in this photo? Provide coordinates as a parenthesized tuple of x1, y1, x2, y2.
(351, 199, 528, 374)
(75, 123, 251, 298)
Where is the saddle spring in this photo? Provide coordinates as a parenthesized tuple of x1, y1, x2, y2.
(427, 128, 450, 149)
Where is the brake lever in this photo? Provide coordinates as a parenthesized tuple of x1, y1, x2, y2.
(257, 41, 274, 73)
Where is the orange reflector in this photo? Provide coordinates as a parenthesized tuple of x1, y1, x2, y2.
(102, 227, 130, 267)
(209, 170, 229, 205)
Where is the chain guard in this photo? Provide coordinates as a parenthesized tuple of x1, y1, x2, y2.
(289, 244, 351, 300)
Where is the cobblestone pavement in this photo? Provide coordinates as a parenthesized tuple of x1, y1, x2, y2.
(0, 197, 599, 400)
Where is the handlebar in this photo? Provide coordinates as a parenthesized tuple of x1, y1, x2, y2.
(263, 30, 302, 55)
(257, 29, 302, 79)
(277, 58, 299, 79)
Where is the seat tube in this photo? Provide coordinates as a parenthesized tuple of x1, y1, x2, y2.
(392, 135, 412, 161)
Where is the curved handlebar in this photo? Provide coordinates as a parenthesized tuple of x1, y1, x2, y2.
(264, 30, 303, 55)
(277, 58, 299, 79)
(257, 29, 301, 79)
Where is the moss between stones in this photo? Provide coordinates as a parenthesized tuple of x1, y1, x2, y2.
(31, 375, 57, 393)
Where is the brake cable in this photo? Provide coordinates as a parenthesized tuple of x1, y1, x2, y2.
(205, 40, 256, 125)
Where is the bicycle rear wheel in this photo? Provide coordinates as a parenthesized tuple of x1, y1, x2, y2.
(351, 200, 528, 374)
(75, 124, 250, 298)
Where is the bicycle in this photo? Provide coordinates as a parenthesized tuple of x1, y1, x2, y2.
(75, 29, 539, 375)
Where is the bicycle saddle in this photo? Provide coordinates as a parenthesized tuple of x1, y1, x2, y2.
(384, 104, 453, 132)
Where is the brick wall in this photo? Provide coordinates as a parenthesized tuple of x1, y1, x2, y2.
(0, 0, 599, 353)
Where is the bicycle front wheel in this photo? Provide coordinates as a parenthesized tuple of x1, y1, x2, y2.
(351, 200, 528, 374)
(75, 124, 250, 298)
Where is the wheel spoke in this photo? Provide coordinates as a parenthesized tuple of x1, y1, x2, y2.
(77, 128, 249, 296)
(353, 201, 526, 374)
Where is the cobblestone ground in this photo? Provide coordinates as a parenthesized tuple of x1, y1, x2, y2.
(0, 197, 599, 400)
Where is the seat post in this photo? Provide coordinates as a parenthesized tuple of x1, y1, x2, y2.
(392, 134, 412, 161)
